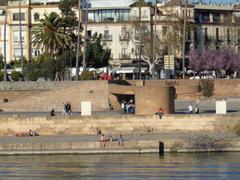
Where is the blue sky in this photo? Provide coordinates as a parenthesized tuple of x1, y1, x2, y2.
(191, 0, 237, 3)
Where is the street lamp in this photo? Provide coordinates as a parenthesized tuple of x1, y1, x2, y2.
(19, 0, 24, 68)
(82, 0, 89, 72)
(138, 0, 142, 79)
(3, 5, 7, 82)
(152, 0, 157, 79)
(75, 0, 82, 80)
(182, 0, 188, 79)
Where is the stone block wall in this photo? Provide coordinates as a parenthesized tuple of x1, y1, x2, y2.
(0, 81, 109, 112)
(0, 114, 239, 136)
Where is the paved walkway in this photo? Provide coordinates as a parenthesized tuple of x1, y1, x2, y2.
(0, 98, 240, 117)
(0, 132, 237, 144)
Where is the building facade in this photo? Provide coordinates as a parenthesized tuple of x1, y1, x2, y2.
(0, 0, 240, 70)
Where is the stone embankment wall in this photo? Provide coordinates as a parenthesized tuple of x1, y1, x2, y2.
(0, 79, 240, 112)
(0, 81, 109, 112)
(0, 115, 239, 136)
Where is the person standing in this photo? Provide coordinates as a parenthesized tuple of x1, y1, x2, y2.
(188, 104, 193, 113)
(121, 101, 125, 114)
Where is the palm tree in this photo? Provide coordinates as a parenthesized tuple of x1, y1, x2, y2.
(32, 12, 71, 57)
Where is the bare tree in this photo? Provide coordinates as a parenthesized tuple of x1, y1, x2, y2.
(126, 19, 165, 76)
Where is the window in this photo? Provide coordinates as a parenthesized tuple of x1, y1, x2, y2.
(34, 13, 40, 21)
(34, 50, 40, 57)
(121, 48, 127, 55)
(142, 10, 147, 18)
(202, 12, 210, 22)
(87, 30, 92, 38)
(13, 31, 25, 43)
(13, 13, 25, 21)
(204, 27, 208, 43)
(227, 28, 230, 41)
(238, 29, 240, 40)
(194, 28, 198, 42)
(162, 26, 168, 36)
(216, 28, 219, 41)
(213, 13, 220, 22)
(104, 30, 109, 36)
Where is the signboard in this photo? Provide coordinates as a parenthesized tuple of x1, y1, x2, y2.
(216, 100, 227, 114)
(164, 55, 175, 70)
(81, 101, 92, 116)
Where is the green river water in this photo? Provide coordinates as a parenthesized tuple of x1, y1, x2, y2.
(0, 152, 239, 179)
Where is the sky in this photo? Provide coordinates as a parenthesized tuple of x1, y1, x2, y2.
(31, 0, 239, 5)
(190, 0, 237, 4)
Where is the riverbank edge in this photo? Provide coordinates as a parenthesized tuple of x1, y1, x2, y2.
(1, 139, 240, 155)
(1, 148, 240, 155)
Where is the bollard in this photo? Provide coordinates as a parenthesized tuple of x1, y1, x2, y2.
(159, 141, 164, 156)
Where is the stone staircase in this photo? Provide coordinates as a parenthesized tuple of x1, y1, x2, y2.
(0, 114, 237, 136)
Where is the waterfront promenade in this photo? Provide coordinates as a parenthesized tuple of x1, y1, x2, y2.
(0, 111, 240, 154)
(0, 132, 239, 155)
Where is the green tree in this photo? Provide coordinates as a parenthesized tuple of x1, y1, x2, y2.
(0, 55, 4, 69)
(86, 33, 111, 68)
(23, 54, 65, 81)
(59, 0, 78, 33)
(32, 12, 71, 56)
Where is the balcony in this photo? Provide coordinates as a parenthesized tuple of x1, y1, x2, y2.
(119, 34, 129, 41)
(215, 39, 222, 45)
(119, 53, 131, 59)
(102, 34, 112, 41)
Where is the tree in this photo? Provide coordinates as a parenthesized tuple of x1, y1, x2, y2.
(58, 0, 78, 42)
(126, 17, 164, 76)
(32, 12, 71, 56)
(86, 33, 111, 68)
(189, 48, 240, 77)
(23, 54, 64, 81)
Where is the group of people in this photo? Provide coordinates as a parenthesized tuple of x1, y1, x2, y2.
(62, 102, 72, 115)
(96, 128, 124, 147)
(121, 100, 135, 114)
(188, 104, 199, 114)
(16, 129, 40, 137)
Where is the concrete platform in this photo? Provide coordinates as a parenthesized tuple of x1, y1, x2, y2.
(0, 133, 239, 155)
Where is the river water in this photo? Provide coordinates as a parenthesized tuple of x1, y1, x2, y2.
(0, 152, 239, 179)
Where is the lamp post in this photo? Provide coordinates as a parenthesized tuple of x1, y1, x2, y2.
(152, 0, 157, 79)
(3, 5, 7, 82)
(28, 0, 32, 63)
(75, 0, 82, 80)
(138, 0, 142, 79)
(82, 0, 89, 72)
(19, 0, 24, 68)
(182, 0, 187, 79)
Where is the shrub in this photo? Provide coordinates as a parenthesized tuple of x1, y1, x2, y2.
(80, 71, 95, 80)
(11, 71, 23, 81)
(200, 80, 214, 97)
(187, 135, 229, 151)
(0, 71, 3, 81)
(23, 62, 43, 81)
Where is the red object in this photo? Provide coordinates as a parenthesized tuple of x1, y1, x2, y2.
(99, 73, 112, 80)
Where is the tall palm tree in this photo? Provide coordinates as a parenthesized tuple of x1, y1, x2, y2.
(32, 12, 71, 56)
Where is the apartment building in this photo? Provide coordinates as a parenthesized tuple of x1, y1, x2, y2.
(0, 0, 240, 69)
(0, 0, 63, 63)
